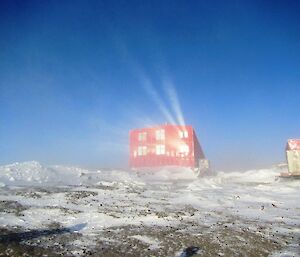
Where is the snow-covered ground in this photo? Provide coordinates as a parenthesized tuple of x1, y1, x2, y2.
(0, 161, 299, 256)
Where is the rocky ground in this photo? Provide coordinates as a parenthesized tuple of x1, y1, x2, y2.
(0, 163, 299, 256)
(0, 186, 298, 257)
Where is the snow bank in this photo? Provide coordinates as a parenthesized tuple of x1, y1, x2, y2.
(0, 161, 287, 188)
(215, 168, 280, 184)
(0, 161, 200, 187)
(137, 166, 198, 181)
(0, 161, 84, 186)
(0, 161, 299, 256)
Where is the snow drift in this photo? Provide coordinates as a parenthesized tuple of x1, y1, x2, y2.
(0, 161, 84, 186)
(0, 161, 288, 187)
(0, 161, 299, 256)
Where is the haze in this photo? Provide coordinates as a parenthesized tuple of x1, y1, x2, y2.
(1, 0, 300, 171)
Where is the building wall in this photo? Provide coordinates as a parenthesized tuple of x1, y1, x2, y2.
(129, 125, 204, 169)
(193, 130, 205, 166)
(286, 150, 300, 174)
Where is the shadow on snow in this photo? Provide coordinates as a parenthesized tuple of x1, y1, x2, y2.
(0, 223, 87, 243)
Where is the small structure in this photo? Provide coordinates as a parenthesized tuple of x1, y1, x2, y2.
(129, 124, 210, 174)
(280, 139, 300, 178)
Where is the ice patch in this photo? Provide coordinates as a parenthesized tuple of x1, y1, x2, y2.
(131, 235, 160, 250)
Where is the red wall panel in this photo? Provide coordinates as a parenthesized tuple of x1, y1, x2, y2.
(129, 124, 205, 170)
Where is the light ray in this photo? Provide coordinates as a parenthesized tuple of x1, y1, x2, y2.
(162, 78, 186, 126)
(140, 75, 177, 125)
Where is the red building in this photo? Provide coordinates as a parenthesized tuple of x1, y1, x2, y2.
(129, 124, 206, 170)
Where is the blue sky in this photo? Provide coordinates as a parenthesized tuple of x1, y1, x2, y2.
(0, 0, 299, 170)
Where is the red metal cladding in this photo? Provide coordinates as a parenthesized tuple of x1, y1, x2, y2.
(286, 139, 300, 150)
(129, 124, 205, 169)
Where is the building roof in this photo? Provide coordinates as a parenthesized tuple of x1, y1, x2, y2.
(286, 139, 300, 150)
(130, 124, 192, 132)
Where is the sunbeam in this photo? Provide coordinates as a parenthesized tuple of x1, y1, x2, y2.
(162, 77, 186, 126)
(140, 74, 177, 125)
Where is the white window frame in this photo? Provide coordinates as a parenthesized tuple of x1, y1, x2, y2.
(179, 130, 188, 138)
(138, 146, 147, 156)
(179, 131, 184, 138)
(156, 144, 165, 155)
(155, 129, 165, 140)
(138, 132, 147, 141)
(179, 144, 189, 155)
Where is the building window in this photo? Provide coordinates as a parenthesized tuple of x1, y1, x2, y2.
(138, 132, 147, 141)
(138, 146, 147, 156)
(179, 144, 189, 155)
(156, 144, 165, 155)
(184, 131, 188, 138)
(179, 131, 188, 138)
(179, 131, 183, 138)
(155, 129, 165, 140)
